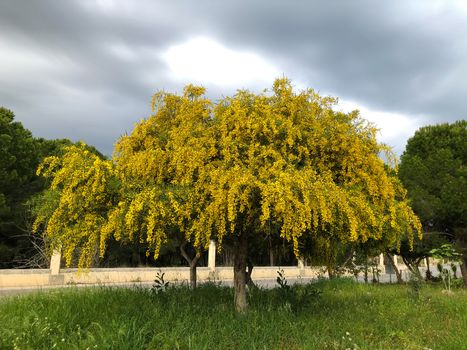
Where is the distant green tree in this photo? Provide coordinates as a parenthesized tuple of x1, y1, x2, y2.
(0, 107, 39, 267)
(399, 120, 466, 286)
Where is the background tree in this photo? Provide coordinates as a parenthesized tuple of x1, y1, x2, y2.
(399, 121, 466, 286)
(0, 107, 39, 266)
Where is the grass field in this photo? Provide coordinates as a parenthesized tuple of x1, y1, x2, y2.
(0, 278, 466, 349)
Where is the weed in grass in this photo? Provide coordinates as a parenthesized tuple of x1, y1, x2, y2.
(273, 269, 321, 313)
(276, 268, 289, 289)
(151, 271, 169, 294)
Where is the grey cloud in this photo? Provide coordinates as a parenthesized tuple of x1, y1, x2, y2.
(0, 0, 465, 156)
(209, 1, 467, 120)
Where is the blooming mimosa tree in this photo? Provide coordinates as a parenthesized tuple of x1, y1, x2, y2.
(35, 79, 421, 312)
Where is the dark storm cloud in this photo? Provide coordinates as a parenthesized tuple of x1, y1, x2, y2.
(0, 0, 465, 155)
(200, 0, 467, 119)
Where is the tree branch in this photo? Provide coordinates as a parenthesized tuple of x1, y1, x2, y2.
(191, 251, 202, 268)
(179, 241, 192, 265)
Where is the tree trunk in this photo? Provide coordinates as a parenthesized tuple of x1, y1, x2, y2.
(180, 241, 201, 289)
(460, 255, 467, 288)
(386, 253, 403, 283)
(326, 254, 335, 279)
(457, 241, 467, 288)
(425, 257, 434, 280)
(233, 233, 248, 313)
(363, 261, 368, 283)
(190, 262, 197, 289)
(341, 251, 354, 269)
(402, 257, 422, 278)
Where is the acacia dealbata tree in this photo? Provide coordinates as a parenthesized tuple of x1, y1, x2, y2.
(399, 120, 466, 286)
(36, 79, 421, 312)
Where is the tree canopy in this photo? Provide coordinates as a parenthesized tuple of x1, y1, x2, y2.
(0, 107, 38, 266)
(36, 79, 421, 311)
(0, 107, 37, 216)
(399, 120, 466, 285)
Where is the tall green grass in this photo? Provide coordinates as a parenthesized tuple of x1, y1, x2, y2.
(1, 279, 466, 349)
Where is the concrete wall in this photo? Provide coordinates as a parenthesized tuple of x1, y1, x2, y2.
(0, 266, 321, 288)
(0, 269, 51, 288)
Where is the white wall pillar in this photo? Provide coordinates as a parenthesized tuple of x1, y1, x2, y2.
(208, 239, 216, 273)
(50, 249, 61, 275)
(298, 258, 305, 270)
(298, 257, 305, 277)
(393, 254, 399, 268)
(378, 253, 385, 274)
(48, 248, 64, 285)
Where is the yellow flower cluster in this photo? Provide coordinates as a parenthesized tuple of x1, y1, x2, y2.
(35, 79, 421, 268)
(34, 144, 116, 268)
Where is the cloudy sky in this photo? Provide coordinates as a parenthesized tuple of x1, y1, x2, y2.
(1, 0, 466, 156)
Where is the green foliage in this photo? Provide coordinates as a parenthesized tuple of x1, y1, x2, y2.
(399, 120, 466, 234)
(0, 107, 37, 198)
(399, 120, 466, 285)
(430, 243, 462, 261)
(0, 107, 39, 266)
(431, 244, 463, 292)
